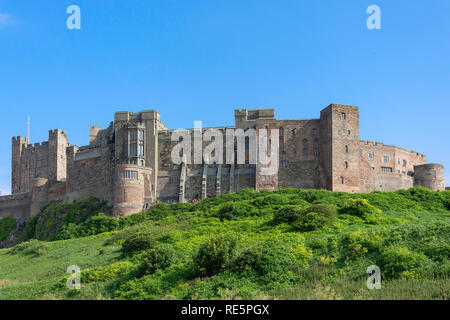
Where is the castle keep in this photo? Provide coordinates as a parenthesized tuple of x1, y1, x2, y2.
(0, 104, 445, 219)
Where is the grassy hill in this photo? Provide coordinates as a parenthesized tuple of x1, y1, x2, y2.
(0, 187, 449, 300)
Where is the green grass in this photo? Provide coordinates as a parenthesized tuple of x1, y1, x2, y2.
(0, 233, 121, 299)
(0, 187, 449, 300)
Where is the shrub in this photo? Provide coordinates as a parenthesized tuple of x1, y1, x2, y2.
(122, 233, 156, 255)
(138, 244, 176, 276)
(8, 239, 48, 256)
(0, 217, 16, 242)
(194, 234, 237, 276)
(217, 201, 260, 221)
(293, 243, 313, 268)
(378, 246, 431, 280)
(292, 204, 337, 231)
(217, 202, 236, 222)
(232, 240, 299, 281)
(340, 198, 381, 216)
(346, 230, 384, 258)
(272, 205, 303, 225)
(252, 194, 290, 207)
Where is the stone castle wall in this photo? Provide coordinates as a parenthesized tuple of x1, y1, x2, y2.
(3, 104, 445, 219)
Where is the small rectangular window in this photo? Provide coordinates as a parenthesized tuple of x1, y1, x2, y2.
(402, 160, 407, 167)
(169, 177, 180, 184)
(383, 156, 390, 163)
(340, 113, 346, 120)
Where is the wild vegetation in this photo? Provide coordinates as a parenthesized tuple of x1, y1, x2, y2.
(0, 187, 449, 300)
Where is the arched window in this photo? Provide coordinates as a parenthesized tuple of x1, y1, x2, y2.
(340, 176, 344, 184)
(292, 128, 297, 136)
(303, 139, 308, 156)
(345, 161, 348, 169)
(279, 128, 284, 136)
(345, 145, 349, 153)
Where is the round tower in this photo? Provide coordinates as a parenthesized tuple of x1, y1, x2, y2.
(413, 164, 445, 191)
(114, 164, 152, 217)
(30, 178, 49, 217)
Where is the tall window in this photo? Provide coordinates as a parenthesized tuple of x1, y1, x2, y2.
(312, 128, 317, 136)
(138, 142, 144, 156)
(280, 153, 286, 168)
(345, 145, 349, 153)
(402, 159, 407, 167)
(383, 156, 390, 163)
(345, 161, 348, 169)
(340, 176, 344, 184)
(130, 143, 137, 156)
(314, 141, 319, 157)
(340, 113, 346, 120)
(279, 129, 284, 152)
(303, 139, 308, 156)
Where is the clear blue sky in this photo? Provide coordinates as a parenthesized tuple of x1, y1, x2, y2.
(0, 0, 449, 194)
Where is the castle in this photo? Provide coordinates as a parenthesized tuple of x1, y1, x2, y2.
(0, 104, 445, 219)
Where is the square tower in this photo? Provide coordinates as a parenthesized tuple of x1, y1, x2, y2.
(320, 104, 360, 192)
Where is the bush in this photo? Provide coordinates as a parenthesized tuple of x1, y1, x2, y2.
(217, 202, 236, 222)
(272, 205, 304, 225)
(292, 204, 337, 231)
(217, 201, 260, 221)
(252, 194, 290, 207)
(378, 246, 431, 280)
(0, 217, 16, 242)
(194, 235, 237, 276)
(346, 230, 384, 258)
(138, 244, 176, 276)
(340, 198, 382, 217)
(122, 233, 156, 255)
(232, 240, 299, 281)
(8, 239, 48, 256)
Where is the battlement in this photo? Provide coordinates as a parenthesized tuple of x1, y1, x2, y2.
(114, 110, 160, 122)
(49, 129, 67, 138)
(360, 140, 426, 157)
(12, 136, 29, 145)
(234, 109, 275, 121)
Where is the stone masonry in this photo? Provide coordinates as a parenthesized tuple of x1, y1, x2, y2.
(0, 104, 445, 219)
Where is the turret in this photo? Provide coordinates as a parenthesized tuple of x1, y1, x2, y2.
(30, 178, 49, 217)
(114, 164, 153, 217)
(413, 164, 445, 191)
